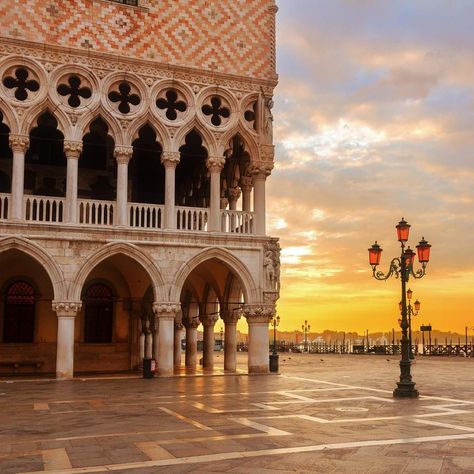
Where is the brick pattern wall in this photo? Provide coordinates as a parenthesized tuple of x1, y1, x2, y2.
(0, 0, 276, 81)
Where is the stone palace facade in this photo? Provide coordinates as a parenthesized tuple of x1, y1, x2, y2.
(0, 0, 279, 379)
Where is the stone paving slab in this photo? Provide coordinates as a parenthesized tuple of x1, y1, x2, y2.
(1, 354, 474, 473)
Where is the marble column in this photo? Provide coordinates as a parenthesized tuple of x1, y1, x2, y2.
(153, 303, 181, 376)
(145, 326, 153, 359)
(252, 169, 271, 236)
(239, 176, 253, 213)
(64, 140, 82, 223)
(8, 134, 29, 221)
(152, 316, 159, 362)
(200, 315, 218, 370)
(115, 146, 133, 227)
(244, 305, 274, 374)
(222, 311, 241, 372)
(52, 302, 81, 380)
(207, 156, 225, 232)
(174, 321, 184, 369)
(183, 318, 199, 370)
(161, 151, 180, 229)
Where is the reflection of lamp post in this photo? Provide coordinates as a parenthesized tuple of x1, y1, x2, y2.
(368, 218, 431, 398)
(302, 320, 310, 352)
(269, 315, 281, 372)
(399, 290, 421, 359)
(220, 326, 224, 350)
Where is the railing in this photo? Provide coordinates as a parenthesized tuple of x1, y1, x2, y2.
(176, 206, 209, 231)
(221, 210, 255, 234)
(0, 193, 9, 220)
(78, 199, 114, 226)
(128, 203, 164, 229)
(24, 195, 65, 223)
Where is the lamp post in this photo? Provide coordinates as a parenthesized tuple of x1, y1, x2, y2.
(269, 315, 280, 372)
(220, 326, 224, 351)
(399, 290, 421, 359)
(302, 320, 310, 352)
(368, 218, 431, 398)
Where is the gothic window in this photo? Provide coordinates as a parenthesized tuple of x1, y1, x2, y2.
(108, 82, 140, 114)
(57, 76, 92, 108)
(202, 96, 230, 126)
(0, 111, 12, 162)
(3, 281, 36, 343)
(2, 68, 39, 101)
(84, 283, 114, 343)
(156, 90, 187, 121)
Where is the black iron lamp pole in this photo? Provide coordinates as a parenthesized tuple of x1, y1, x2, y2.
(368, 218, 431, 398)
(399, 290, 421, 360)
(271, 315, 280, 355)
(302, 320, 310, 352)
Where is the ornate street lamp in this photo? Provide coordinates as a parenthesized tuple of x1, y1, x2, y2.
(399, 291, 421, 360)
(368, 218, 431, 398)
(269, 315, 280, 373)
(302, 320, 311, 352)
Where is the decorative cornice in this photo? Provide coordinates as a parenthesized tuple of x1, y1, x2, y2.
(63, 140, 82, 159)
(52, 301, 82, 317)
(152, 302, 181, 317)
(9, 134, 29, 152)
(161, 151, 180, 167)
(206, 156, 226, 171)
(114, 146, 133, 164)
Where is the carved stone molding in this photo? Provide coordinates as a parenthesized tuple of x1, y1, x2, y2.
(243, 304, 275, 323)
(152, 302, 181, 318)
(64, 140, 83, 159)
(206, 156, 226, 171)
(8, 134, 29, 152)
(52, 301, 82, 317)
(161, 151, 180, 167)
(114, 145, 133, 164)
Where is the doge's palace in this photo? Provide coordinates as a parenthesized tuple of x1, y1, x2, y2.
(0, 0, 279, 379)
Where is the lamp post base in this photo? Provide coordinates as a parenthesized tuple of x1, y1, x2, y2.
(393, 382, 419, 398)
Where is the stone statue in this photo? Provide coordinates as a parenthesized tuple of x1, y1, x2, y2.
(264, 97, 274, 144)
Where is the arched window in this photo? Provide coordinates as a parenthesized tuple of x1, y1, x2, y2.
(3, 281, 35, 343)
(84, 283, 114, 343)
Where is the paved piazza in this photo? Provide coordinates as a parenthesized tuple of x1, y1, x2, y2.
(1, 355, 474, 473)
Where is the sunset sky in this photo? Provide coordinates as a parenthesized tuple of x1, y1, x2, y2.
(267, 0, 474, 334)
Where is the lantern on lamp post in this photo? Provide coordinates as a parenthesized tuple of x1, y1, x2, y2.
(368, 218, 431, 398)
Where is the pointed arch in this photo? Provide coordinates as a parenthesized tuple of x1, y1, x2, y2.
(20, 100, 72, 139)
(75, 108, 123, 144)
(0, 102, 19, 134)
(171, 247, 258, 304)
(172, 120, 217, 156)
(70, 242, 166, 302)
(126, 114, 170, 151)
(218, 125, 259, 160)
(0, 236, 66, 301)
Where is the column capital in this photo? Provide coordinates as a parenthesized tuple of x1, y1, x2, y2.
(183, 317, 200, 329)
(220, 197, 228, 209)
(9, 134, 29, 153)
(175, 322, 184, 331)
(114, 145, 133, 164)
(152, 302, 181, 318)
(239, 176, 253, 190)
(243, 304, 275, 323)
(161, 151, 180, 167)
(64, 140, 83, 159)
(52, 301, 82, 318)
(200, 315, 219, 327)
(221, 310, 241, 324)
(206, 155, 226, 172)
(228, 186, 241, 202)
(249, 161, 273, 178)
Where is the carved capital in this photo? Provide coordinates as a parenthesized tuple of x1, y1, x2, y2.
(9, 134, 29, 153)
(228, 186, 241, 202)
(239, 176, 253, 191)
(221, 310, 241, 324)
(220, 197, 229, 209)
(249, 161, 273, 178)
(243, 304, 275, 323)
(52, 301, 82, 317)
(64, 140, 83, 159)
(152, 302, 181, 318)
(199, 314, 219, 327)
(260, 144, 275, 162)
(206, 156, 226, 172)
(114, 146, 133, 164)
(161, 151, 180, 167)
(174, 322, 184, 331)
(183, 317, 200, 329)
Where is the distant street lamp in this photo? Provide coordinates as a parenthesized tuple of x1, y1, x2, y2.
(368, 218, 431, 398)
(399, 289, 421, 359)
(302, 320, 310, 352)
(269, 315, 280, 373)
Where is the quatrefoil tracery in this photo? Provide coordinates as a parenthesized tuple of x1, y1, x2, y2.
(202, 96, 230, 126)
(244, 101, 257, 130)
(57, 75, 92, 108)
(108, 82, 141, 114)
(3, 68, 39, 101)
(156, 89, 187, 121)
